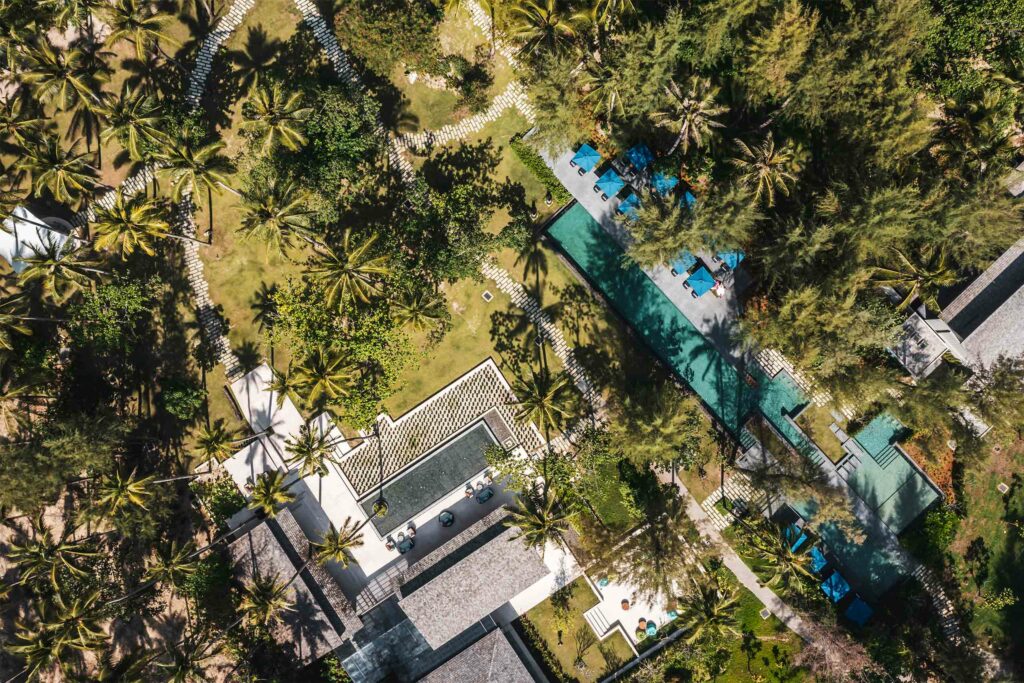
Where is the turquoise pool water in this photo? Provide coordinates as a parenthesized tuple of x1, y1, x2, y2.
(547, 202, 940, 598)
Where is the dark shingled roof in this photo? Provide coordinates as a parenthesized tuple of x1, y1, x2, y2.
(227, 509, 344, 665)
(417, 629, 534, 683)
(398, 525, 549, 649)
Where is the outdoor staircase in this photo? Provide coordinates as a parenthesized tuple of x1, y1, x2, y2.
(583, 605, 613, 639)
(871, 444, 902, 468)
(836, 451, 862, 482)
(739, 427, 758, 452)
(911, 565, 965, 645)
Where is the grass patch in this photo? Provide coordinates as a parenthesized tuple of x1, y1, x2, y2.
(522, 578, 635, 682)
(949, 440, 1024, 659)
(795, 404, 846, 463)
(718, 588, 806, 682)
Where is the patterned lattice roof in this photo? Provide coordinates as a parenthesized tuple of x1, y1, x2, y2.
(339, 359, 543, 496)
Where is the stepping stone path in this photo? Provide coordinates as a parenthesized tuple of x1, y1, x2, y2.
(911, 564, 965, 646)
(293, 0, 602, 427)
(699, 471, 769, 531)
(397, 81, 532, 152)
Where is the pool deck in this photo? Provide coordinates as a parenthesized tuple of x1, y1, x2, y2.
(545, 147, 752, 366)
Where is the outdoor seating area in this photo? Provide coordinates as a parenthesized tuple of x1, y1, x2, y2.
(808, 541, 874, 627)
(570, 141, 691, 207)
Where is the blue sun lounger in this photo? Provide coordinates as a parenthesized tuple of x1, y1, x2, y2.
(821, 571, 851, 603)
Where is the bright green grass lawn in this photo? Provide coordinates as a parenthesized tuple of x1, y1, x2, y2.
(951, 440, 1024, 659)
(389, 6, 516, 133)
(795, 404, 846, 463)
(716, 587, 806, 682)
(523, 577, 635, 682)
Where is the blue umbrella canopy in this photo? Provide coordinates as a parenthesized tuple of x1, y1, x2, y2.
(844, 596, 873, 626)
(820, 571, 851, 603)
(652, 172, 679, 196)
(618, 192, 640, 218)
(671, 251, 697, 274)
(571, 143, 601, 172)
(717, 249, 745, 269)
(595, 169, 625, 198)
(686, 265, 715, 296)
(626, 144, 654, 171)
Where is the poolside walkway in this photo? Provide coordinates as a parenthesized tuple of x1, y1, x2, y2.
(544, 147, 753, 367)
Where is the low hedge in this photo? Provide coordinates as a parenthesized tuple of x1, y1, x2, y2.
(509, 135, 572, 205)
(517, 616, 575, 683)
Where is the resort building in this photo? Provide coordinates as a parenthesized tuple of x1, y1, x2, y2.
(218, 359, 572, 681)
(0, 205, 76, 274)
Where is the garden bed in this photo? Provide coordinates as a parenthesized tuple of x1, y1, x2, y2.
(794, 404, 846, 463)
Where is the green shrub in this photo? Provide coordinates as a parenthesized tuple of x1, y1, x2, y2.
(161, 380, 206, 423)
(192, 475, 246, 530)
(180, 554, 234, 624)
(320, 654, 353, 682)
(518, 617, 574, 683)
(509, 135, 572, 205)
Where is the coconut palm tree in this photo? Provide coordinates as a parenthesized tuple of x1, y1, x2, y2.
(935, 89, 1015, 183)
(0, 96, 45, 148)
(0, 377, 37, 434)
(268, 364, 301, 409)
(248, 470, 296, 518)
(653, 76, 729, 155)
(511, 0, 577, 56)
(511, 366, 576, 443)
(293, 346, 356, 406)
(157, 132, 234, 228)
(88, 469, 155, 521)
(8, 519, 98, 590)
(238, 178, 314, 256)
(744, 522, 816, 592)
(79, 648, 154, 682)
(18, 135, 96, 205)
(91, 191, 170, 259)
(285, 422, 340, 480)
(240, 83, 311, 153)
(505, 487, 572, 557)
(193, 418, 237, 462)
(104, 0, 177, 62)
(238, 572, 295, 629)
(9, 591, 108, 680)
(731, 132, 801, 207)
(19, 241, 103, 304)
(18, 41, 103, 111)
(678, 576, 740, 644)
(870, 245, 958, 311)
(0, 296, 33, 353)
(309, 230, 390, 309)
(393, 289, 445, 330)
(309, 517, 364, 570)
(155, 630, 222, 683)
(97, 83, 165, 161)
(45, 0, 105, 31)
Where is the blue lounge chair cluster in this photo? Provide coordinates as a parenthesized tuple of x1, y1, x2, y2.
(808, 543, 874, 626)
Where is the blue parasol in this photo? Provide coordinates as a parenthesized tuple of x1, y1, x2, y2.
(652, 172, 679, 196)
(844, 596, 873, 626)
(686, 265, 715, 296)
(617, 192, 640, 218)
(671, 251, 697, 275)
(594, 169, 625, 199)
(810, 546, 828, 574)
(682, 191, 697, 208)
(625, 144, 654, 171)
(717, 249, 745, 270)
(571, 143, 601, 173)
(820, 571, 851, 603)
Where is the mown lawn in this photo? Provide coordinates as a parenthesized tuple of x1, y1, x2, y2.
(950, 439, 1024, 660)
(522, 577, 635, 682)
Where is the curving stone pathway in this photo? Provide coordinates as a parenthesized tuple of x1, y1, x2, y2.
(290, 0, 603, 424)
(186, 0, 257, 105)
(397, 81, 532, 152)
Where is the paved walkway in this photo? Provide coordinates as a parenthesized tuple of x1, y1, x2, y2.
(657, 471, 814, 644)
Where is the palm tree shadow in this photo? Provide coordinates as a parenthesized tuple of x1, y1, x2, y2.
(234, 340, 262, 373)
(228, 26, 283, 94)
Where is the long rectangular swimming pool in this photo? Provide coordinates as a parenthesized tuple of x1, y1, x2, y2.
(360, 421, 496, 536)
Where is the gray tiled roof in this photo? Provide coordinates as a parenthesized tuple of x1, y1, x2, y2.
(339, 359, 544, 496)
(398, 524, 549, 649)
(417, 629, 533, 683)
(227, 510, 342, 665)
(941, 238, 1024, 337)
(963, 283, 1024, 368)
